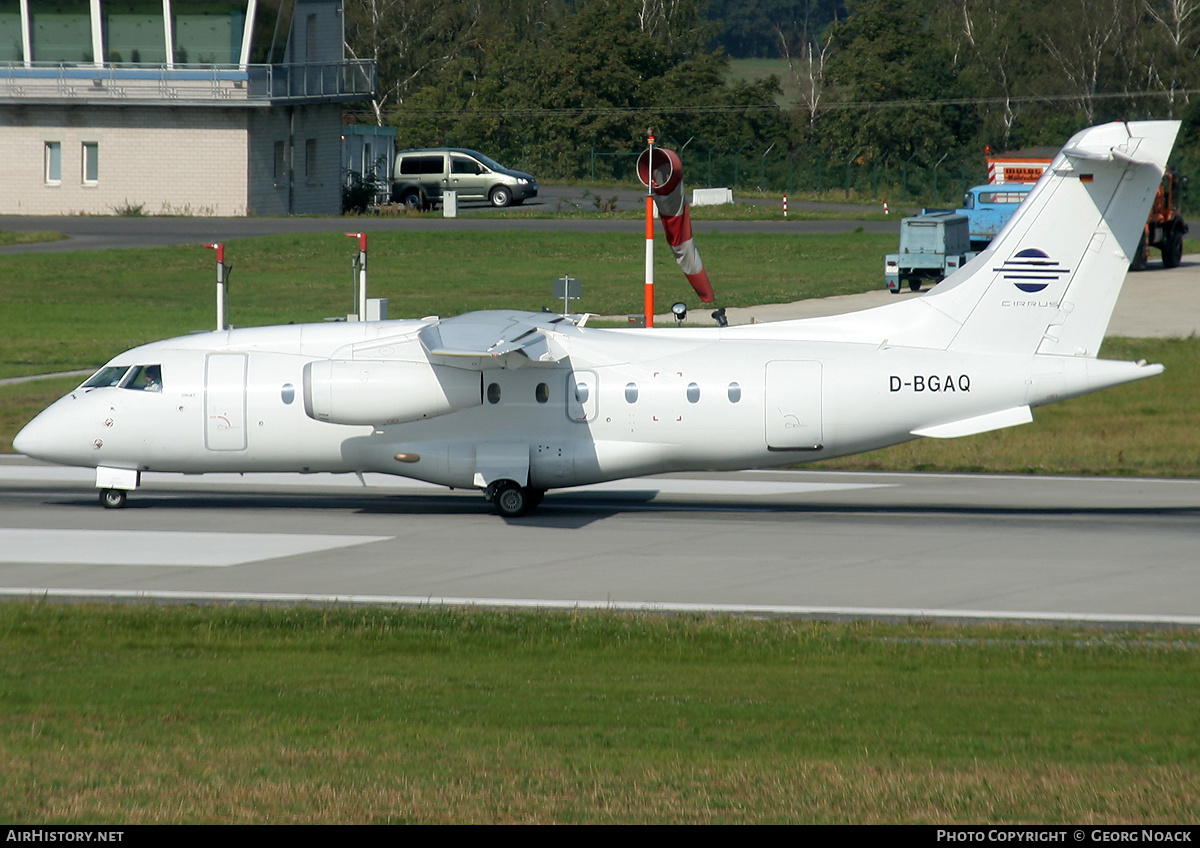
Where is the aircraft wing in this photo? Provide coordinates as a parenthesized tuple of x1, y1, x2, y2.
(418, 310, 574, 367)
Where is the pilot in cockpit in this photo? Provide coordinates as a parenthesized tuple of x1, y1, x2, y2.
(142, 364, 162, 392)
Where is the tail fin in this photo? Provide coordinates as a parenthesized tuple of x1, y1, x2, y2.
(934, 121, 1179, 356)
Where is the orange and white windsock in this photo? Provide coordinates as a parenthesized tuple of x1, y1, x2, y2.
(636, 147, 715, 303)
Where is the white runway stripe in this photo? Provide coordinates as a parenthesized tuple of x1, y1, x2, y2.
(0, 529, 392, 567)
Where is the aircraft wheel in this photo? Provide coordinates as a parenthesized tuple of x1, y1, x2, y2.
(100, 488, 127, 509)
(491, 480, 531, 517)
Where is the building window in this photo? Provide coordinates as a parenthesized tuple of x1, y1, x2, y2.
(305, 138, 317, 183)
(82, 142, 99, 185)
(45, 142, 62, 185)
(273, 140, 285, 186)
(29, 0, 92, 65)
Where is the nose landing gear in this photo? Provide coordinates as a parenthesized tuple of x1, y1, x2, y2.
(100, 488, 127, 509)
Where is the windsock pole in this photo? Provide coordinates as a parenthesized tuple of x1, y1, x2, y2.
(644, 133, 655, 328)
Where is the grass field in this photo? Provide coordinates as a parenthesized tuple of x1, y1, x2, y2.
(0, 229, 894, 379)
(2, 603, 1198, 824)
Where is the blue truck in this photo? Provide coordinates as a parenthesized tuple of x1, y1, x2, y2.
(885, 185, 1029, 293)
(958, 183, 1033, 250)
(886, 170, 1186, 291)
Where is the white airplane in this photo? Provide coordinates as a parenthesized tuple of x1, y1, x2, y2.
(14, 121, 1178, 517)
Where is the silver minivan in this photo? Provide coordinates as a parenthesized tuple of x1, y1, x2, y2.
(391, 148, 538, 209)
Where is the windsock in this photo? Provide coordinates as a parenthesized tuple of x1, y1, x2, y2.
(636, 147, 715, 303)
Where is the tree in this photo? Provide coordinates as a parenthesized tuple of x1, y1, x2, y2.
(823, 0, 972, 159)
(343, 0, 487, 125)
(393, 0, 782, 180)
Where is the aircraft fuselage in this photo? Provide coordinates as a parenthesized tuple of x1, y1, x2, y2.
(21, 319, 1110, 492)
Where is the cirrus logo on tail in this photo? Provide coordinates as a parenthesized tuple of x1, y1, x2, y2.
(993, 248, 1071, 293)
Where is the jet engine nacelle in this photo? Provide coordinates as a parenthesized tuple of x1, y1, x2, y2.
(303, 359, 482, 426)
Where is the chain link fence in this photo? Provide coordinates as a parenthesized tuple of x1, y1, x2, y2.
(427, 134, 1195, 215)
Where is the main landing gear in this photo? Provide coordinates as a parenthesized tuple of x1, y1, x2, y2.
(486, 480, 545, 517)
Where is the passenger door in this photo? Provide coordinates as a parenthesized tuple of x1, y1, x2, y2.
(764, 360, 823, 451)
(204, 353, 247, 451)
(450, 154, 489, 201)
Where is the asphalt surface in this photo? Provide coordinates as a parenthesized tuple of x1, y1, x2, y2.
(2, 458, 1199, 626)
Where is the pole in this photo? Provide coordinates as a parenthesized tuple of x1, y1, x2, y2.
(644, 132, 655, 328)
(204, 243, 226, 331)
(345, 232, 367, 320)
(783, 194, 788, 218)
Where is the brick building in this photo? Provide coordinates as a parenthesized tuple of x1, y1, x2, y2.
(0, 0, 375, 216)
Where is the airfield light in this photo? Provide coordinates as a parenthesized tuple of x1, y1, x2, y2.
(671, 302, 688, 324)
(345, 232, 368, 320)
(204, 243, 229, 331)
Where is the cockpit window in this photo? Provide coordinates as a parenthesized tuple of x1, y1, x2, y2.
(121, 364, 163, 392)
(81, 366, 131, 389)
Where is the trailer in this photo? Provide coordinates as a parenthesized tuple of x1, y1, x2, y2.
(885, 211, 973, 293)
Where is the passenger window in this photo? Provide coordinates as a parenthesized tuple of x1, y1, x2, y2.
(687, 383, 700, 403)
(81, 365, 130, 389)
(401, 155, 443, 175)
(122, 364, 162, 392)
(535, 383, 549, 403)
(452, 157, 482, 175)
(727, 382, 742, 403)
(625, 383, 639, 403)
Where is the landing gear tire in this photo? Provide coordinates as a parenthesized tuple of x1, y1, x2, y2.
(490, 480, 535, 517)
(100, 488, 127, 509)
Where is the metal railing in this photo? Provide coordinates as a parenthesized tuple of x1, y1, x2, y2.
(1, 60, 376, 104)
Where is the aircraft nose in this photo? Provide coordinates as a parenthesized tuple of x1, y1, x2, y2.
(13, 412, 56, 459)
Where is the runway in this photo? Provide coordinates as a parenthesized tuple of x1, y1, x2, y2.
(2, 455, 1198, 627)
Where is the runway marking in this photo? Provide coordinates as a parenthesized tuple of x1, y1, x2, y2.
(1, 587, 1197, 628)
(0, 529, 392, 567)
